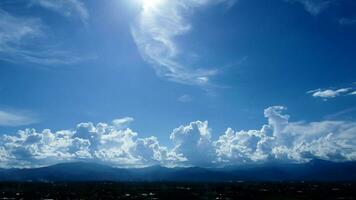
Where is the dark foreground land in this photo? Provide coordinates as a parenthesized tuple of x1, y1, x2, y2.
(0, 182, 356, 200)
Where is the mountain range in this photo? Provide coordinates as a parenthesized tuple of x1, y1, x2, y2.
(1, 160, 355, 182)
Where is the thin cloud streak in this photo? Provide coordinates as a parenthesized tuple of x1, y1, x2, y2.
(339, 17, 356, 26)
(0, 110, 38, 127)
(0, 8, 88, 66)
(307, 87, 354, 99)
(177, 94, 193, 103)
(131, 0, 237, 86)
(31, 0, 89, 25)
(285, 0, 332, 15)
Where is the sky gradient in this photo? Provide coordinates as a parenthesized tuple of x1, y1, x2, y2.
(0, 0, 356, 168)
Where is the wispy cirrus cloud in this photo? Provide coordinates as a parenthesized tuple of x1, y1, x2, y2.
(0, 8, 86, 65)
(31, 0, 89, 25)
(338, 17, 356, 26)
(0, 110, 38, 127)
(325, 106, 356, 120)
(177, 94, 192, 103)
(285, 0, 332, 15)
(131, 0, 237, 86)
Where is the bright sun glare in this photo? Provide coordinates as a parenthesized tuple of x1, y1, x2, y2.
(141, 0, 163, 10)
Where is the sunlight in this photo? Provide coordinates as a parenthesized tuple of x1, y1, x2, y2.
(141, 0, 164, 10)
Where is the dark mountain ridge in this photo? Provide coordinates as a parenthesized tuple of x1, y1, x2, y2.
(1, 160, 355, 182)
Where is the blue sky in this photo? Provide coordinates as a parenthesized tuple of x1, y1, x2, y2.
(0, 0, 356, 168)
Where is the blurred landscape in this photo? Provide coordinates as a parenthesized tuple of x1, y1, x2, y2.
(1, 182, 355, 200)
(0, 161, 356, 199)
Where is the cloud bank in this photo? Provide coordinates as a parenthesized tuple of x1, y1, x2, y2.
(1, 106, 356, 168)
(131, 0, 237, 86)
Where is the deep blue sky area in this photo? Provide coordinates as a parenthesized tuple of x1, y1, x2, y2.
(0, 0, 355, 167)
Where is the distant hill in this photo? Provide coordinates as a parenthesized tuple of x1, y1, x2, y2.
(1, 160, 356, 182)
(0, 162, 132, 182)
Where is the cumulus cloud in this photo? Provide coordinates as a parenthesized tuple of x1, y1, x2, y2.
(215, 106, 356, 164)
(133, 136, 181, 166)
(0, 9, 84, 65)
(285, 0, 332, 15)
(307, 88, 353, 99)
(0, 117, 180, 168)
(170, 121, 215, 166)
(31, 0, 89, 24)
(214, 127, 274, 163)
(0, 110, 38, 127)
(131, 0, 237, 86)
(1, 107, 356, 168)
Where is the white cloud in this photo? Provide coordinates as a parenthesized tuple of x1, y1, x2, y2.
(177, 94, 192, 103)
(307, 88, 352, 99)
(214, 127, 274, 163)
(349, 91, 356, 95)
(1, 107, 356, 168)
(131, 0, 237, 86)
(0, 117, 180, 168)
(285, 0, 332, 15)
(112, 117, 134, 129)
(0, 9, 84, 65)
(170, 121, 215, 166)
(0, 110, 38, 127)
(31, 0, 89, 24)
(133, 136, 181, 166)
(215, 106, 356, 164)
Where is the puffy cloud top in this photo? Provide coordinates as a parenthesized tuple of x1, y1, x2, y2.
(170, 121, 215, 166)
